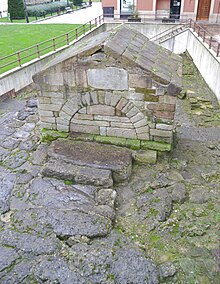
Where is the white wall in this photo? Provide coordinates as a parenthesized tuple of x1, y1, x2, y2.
(160, 28, 220, 101)
(0, 0, 8, 17)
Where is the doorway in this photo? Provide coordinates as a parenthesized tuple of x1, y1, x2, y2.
(197, 0, 211, 20)
(170, 0, 181, 19)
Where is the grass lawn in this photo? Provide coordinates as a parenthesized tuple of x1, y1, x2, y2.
(0, 24, 80, 73)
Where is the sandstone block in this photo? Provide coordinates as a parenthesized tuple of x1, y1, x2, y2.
(38, 110, 54, 117)
(154, 136, 173, 144)
(78, 107, 87, 114)
(159, 95, 177, 105)
(154, 111, 175, 120)
(51, 98, 66, 105)
(82, 93, 91, 106)
(111, 122, 134, 129)
(87, 67, 128, 90)
(156, 124, 173, 131)
(116, 98, 128, 111)
(39, 104, 62, 112)
(41, 116, 56, 124)
(38, 97, 51, 104)
(90, 92, 98, 105)
(129, 74, 152, 88)
(57, 124, 69, 132)
(94, 115, 130, 123)
(76, 69, 87, 88)
(121, 102, 134, 114)
(150, 129, 173, 138)
(74, 113, 93, 120)
(147, 103, 175, 112)
(130, 112, 145, 123)
(124, 91, 144, 101)
(136, 126, 149, 134)
(126, 106, 139, 118)
(71, 119, 109, 127)
(70, 124, 99, 134)
(134, 150, 157, 164)
(87, 105, 115, 116)
(100, 127, 107, 136)
(59, 110, 71, 121)
(107, 127, 137, 139)
(110, 94, 121, 107)
(134, 118, 148, 128)
(43, 73, 63, 86)
(40, 122, 56, 130)
(56, 117, 69, 126)
(44, 92, 64, 99)
(137, 133, 149, 140)
(104, 92, 112, 105)
(63, 71, 76, 87)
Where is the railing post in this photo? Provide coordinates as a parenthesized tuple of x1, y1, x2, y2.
(53, 38, 56, 51)
(76, 28, 78, 39)
(36, 45, 40, 58)
(83, 24, 86, 34)
(209, 36, 212, 49)
(17, 52, 21, 67)
(99, 15, 101, 25)
(95, 17, 97, 26)
(217, 43, 220, 57)
(89, 20, 92, 30)
(203, 31, 206, 42)
(198, 26, 200, 37)
(66, 33, 69, 45)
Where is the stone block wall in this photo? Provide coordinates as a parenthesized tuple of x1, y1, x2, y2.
(34, 50, 178, 147)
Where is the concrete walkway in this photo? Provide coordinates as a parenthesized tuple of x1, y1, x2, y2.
(36, 2, 102, 25)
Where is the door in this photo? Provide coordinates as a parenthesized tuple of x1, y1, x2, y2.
(197, 0, 211, 20)
(170, 0, 181, 19)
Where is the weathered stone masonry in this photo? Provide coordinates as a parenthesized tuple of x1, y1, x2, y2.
(33, 26, 182, 150)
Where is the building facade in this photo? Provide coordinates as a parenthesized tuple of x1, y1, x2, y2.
(0, 0, 8, 17)
(102, 0, 220, 23)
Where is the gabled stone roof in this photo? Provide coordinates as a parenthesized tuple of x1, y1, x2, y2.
(40, 25, 182, 93)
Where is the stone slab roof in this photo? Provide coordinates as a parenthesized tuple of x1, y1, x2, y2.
(40, 25, 182, 91)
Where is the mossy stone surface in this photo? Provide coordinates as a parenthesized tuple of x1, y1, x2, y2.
(141, 140, 172, 152)
(41, 129, 69, 142)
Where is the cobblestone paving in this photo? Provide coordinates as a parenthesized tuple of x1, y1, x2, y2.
(0, 54, 219, 283)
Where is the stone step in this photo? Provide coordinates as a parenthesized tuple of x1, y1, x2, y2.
(46, 139, 133, 183)
(42, 159, 113, 188)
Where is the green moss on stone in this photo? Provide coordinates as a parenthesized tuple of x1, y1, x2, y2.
(126, 139, 141, 150)
(94, 135, 127, 146)
(135, 87, 156, 95)
(141, 140, 171, 152)
(41, 129, 69, 142)
(70, 132, 95, 142)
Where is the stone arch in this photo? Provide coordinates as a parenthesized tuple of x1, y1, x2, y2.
(58, 92, 149, 140)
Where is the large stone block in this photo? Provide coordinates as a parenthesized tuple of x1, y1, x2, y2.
(130, 112, 145, 123)
(111, 122, 134, 129)
(107, 127, 137, 139)
(39, 103, 62, 112)
(129, 74, 152, 88)
(87, 67, 128, 90)
(41, 116, 56, 124)
(75, 69, 88, 88)
(71, 119, 109, 127)
(134, 150, 157, 164)
(87, 105, 115, 116)
(150, 129, 173, 138)
(70, 124, 99, 134)
(63, 71, 76, 87)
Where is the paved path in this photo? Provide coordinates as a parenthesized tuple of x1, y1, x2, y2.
(36, 2, 102, 25)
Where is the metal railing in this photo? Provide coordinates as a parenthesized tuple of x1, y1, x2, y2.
(0, 15, 104, 75)
(191, 21, 220, 57)
(149, 18, 220, 57)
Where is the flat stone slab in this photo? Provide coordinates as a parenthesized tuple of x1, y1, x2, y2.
(47, 139, 133, 182)
(42, 159, 113, 188)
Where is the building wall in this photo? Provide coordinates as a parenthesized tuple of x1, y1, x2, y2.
(136, 0, 154, 11)
(156, 0, 170, 10)
(102, 0, 220, 21)
(0, 0, 8, 16)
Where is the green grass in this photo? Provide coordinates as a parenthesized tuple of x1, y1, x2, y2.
(0, 23, 83, 73)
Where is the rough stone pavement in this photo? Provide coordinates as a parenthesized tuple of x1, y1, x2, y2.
(0, 53, 220, 283)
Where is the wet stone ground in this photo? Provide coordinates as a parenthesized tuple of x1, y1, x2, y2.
(0, 54, 220, 283)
